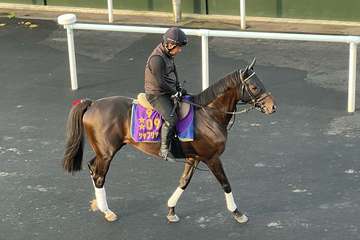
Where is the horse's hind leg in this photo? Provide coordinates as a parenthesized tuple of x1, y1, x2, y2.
(88, 145, 124, 222)
(87, 157, 99, 212)
(206, 156, 249, 224)
(167, 158, 199, 223)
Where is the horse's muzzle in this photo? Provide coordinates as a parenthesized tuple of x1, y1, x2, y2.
(256, 94, 276, 115)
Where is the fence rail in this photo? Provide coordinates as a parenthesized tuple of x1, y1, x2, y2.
(57, 14, 359, 112)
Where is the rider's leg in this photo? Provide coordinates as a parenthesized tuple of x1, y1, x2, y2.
(159, 120, 176, 160)
(147, 94, 177, 160)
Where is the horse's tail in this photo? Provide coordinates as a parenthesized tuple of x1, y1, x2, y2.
(63, 99, 92, 173)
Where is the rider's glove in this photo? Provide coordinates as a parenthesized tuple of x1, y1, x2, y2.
(171, 91, 181, 99)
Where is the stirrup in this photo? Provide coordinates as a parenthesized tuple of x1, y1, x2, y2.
(159, 148, 176, 163)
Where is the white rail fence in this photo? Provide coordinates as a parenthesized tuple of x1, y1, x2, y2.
(58, 14, 359, 113)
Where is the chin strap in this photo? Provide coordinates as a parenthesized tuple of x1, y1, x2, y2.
(164, 42, 176, 53)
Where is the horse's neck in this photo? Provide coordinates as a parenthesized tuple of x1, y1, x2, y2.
(207, 88, 239, 126)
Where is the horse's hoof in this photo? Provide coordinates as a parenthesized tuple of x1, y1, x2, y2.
(167, 214, 180, 223)
(104, 210, 118, 222)
(234, 212, 249, 224)
(90, 199, 98, 212)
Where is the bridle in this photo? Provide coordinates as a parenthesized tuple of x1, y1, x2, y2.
(238, 69, 272, 113)
(221, 69, 271, 130)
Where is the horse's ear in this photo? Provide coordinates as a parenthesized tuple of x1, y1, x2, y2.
(243, 65, 249, 74)
(249, 57, 256, 70)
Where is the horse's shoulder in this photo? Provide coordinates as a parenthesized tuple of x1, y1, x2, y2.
(195, 111, 227, 140)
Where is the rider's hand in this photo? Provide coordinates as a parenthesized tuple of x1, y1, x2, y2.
(171, 91, 181, 99)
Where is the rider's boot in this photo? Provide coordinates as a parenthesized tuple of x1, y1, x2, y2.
(159, 123, 175, 162)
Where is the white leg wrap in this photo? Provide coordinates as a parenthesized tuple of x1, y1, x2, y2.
(167, 187, 184, 207)
(225, 192, 237, 212)
(94, 187, 110, 213)
(92, 180, 110, 213)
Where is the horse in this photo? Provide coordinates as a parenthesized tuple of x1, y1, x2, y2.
(62, 59, 276, 224)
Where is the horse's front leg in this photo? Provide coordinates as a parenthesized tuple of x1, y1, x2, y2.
(167, 158, 199, 223)
(88, 155, 118, 222)
(206, 156, 249, 224)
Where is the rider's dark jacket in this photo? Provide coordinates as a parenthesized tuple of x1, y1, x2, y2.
(144, 43, 180, 96)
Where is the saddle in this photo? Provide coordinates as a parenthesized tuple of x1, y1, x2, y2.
(136, 93, 191, 119)
(131, 93, 194, 143)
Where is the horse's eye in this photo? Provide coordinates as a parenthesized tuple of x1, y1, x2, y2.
(251, 86, 257, 91)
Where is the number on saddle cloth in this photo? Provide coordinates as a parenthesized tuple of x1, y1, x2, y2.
(131, 94, 194, 143)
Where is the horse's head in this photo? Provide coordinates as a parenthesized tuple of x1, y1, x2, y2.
(238, 58, 277, 114)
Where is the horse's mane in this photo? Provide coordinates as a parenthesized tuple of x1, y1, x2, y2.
(193, 70, 240, 106)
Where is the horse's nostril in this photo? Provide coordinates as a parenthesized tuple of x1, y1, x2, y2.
(272, 105, 277, 111)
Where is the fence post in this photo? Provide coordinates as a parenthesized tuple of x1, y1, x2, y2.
(58, 14, 78, 90)
(172, 0, 181, 23)
(348, 42, 357, 112)
(107, 0, 114, 23)
(201, 30, 209, 90)
(240, 0, 246, 30)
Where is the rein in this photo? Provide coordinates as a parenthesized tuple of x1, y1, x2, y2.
(182, 98, 255, 115)
(181, 71, 264, 116)
(181, 99, 255, 131)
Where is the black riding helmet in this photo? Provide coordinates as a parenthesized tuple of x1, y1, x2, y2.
(162, 27, 188, 47)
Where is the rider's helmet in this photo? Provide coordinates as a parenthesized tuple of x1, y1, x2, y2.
(162, 27, 188, 48)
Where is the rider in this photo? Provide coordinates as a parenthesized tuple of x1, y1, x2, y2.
(144, 27, 188, 161)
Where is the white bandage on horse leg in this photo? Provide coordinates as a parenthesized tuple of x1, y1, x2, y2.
(225, 192, 237, 212)
(94, 187, 110, 213)
(91, 179, 110, 213)
(167, 187, 184, 207)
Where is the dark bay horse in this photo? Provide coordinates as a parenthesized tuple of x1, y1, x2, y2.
(63, 59, 276, 223)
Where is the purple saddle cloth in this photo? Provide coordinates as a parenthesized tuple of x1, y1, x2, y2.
(130, 100, 195, 143)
